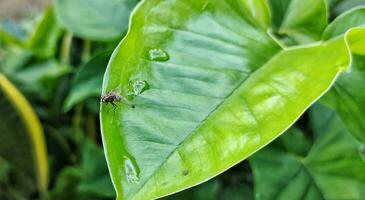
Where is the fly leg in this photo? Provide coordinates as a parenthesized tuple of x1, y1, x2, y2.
(111, 102, 117, 116)
(111, 102, 117, 111)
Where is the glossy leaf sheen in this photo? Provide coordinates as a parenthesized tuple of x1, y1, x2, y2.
(101, 0, 358, 199)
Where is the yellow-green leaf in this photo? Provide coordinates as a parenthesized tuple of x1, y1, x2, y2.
(0, 73, 48, 197)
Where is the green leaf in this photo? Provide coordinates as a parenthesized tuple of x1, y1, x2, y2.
(0, 48, 32, 75)
(0, 73, 48, 198)
(268, 0, 328, 44)
(54, 0, 138, 41)
(321, 8, 365, 143)
(323, 6, 365, 40)
(27, 7, 64, 58)
(50, 140, 115, 200)
(13, 60, 72, 99)
(250, 105, 365, 200)
(321, 55, 365, 143)
(309, 103, 337, 138)
(0, 7, 63, 58)
(162, 163, 253, 200)
(0, 19, 26, 46)
(327, 0, 365, 16)
(276, 127, 311, 157)
(77, 140, 115, 198)
(100, 0, 365, 199)
(64, 50, 112, 111)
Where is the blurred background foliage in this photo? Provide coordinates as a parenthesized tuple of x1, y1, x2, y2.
(0, 0, 365, 200)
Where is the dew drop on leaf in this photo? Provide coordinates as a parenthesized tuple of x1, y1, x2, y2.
(148, 48, 170, 62)
(133, 80, 149, 95)
(124, 156, 140, 184)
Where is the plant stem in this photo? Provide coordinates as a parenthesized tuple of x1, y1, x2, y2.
(81, 40, 92, 62)
(60, 32, 73, 65)
(72, 104, 84, 146)
(86, 113, 97, 141)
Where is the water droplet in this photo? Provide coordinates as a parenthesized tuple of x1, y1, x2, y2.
(148, 48, 169, 62)
(133, 80, 149, 95)
(124, 156, 140, 184)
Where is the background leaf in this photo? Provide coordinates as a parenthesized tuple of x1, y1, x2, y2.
(321, 55, 365, 143)
(26, 7, 64, 58)
(250, 104, 365, 200)
(54, 0, 138, 41)
(323, 6, 365, 40)
(327, 0, 365, 17)
(64, 50, 112, 111)
(0, 19, 26, 46)
(49, 139, 115, 200)
(268, 0, 327, 44)
(12, 60, 73, 100)
(321, 7, 365, 143)
(0, 7, 64, 58)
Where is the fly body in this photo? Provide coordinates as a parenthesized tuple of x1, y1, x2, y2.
(101, 91, 134, 109)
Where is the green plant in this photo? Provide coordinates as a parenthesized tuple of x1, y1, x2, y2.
(1, 0, 365, 200)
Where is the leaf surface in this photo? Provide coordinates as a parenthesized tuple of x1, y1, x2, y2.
(100, 0, 362, 199)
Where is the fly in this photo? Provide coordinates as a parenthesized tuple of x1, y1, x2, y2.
(101, 91, 135, 110)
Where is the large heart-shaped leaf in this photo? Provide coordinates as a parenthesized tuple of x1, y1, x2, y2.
(250, 104, 365, 199)
(100, 0, 364, 199)
(0, 73, 48, 198)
